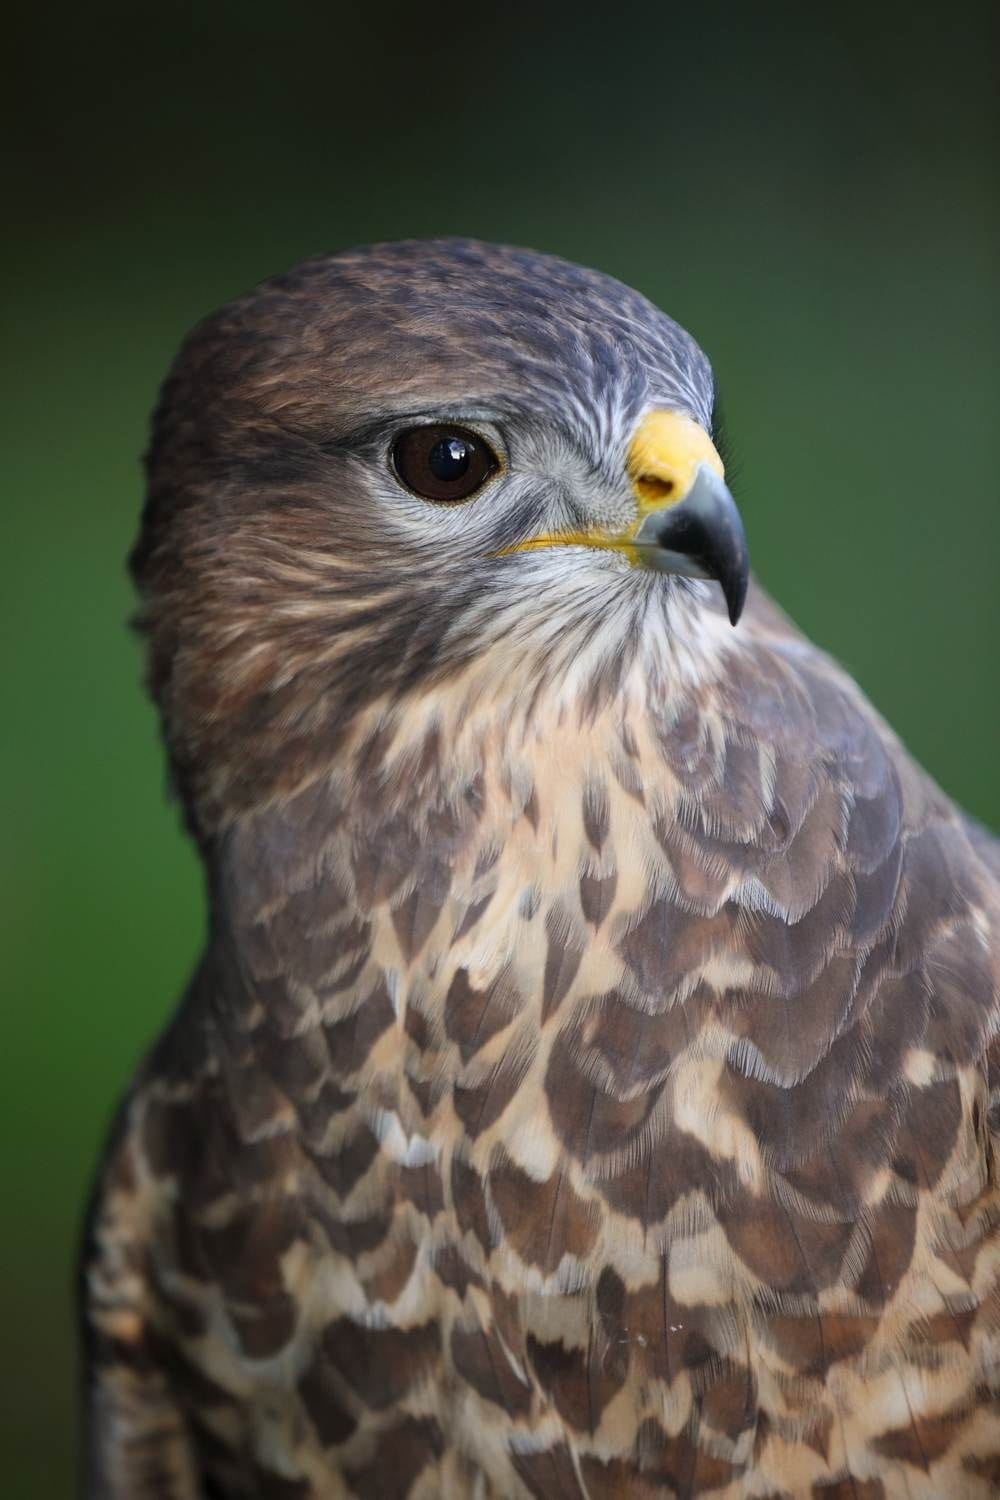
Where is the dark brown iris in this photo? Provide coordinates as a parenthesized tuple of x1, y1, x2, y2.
(391, 424, 499, 503)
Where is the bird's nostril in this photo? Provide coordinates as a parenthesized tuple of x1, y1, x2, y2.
(634, 474, 675, 504)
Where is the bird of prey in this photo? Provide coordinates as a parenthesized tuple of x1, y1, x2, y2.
(81, 239, 1000, 1499)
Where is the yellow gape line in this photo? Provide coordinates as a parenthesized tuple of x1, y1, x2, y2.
(495, 531, 627, 556)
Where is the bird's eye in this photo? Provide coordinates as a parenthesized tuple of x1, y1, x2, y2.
(391, 425, 500, 503)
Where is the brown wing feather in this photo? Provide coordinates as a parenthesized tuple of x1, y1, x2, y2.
(79, 1095, 202, 1498)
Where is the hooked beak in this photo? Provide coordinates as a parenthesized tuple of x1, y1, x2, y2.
(633, 461, 749, 626)
(498, 409, 750, 625)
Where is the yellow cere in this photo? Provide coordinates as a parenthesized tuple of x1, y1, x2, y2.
(497, 409, 724, 560)
(626, 409, 725, 515)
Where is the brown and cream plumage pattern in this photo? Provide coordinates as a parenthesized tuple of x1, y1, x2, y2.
(81, 240, 1000, 1497)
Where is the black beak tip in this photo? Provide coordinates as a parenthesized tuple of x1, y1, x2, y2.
(700, 491, 749, 627)
(724, 555, 749, 627)
(651, 486, 750, 628)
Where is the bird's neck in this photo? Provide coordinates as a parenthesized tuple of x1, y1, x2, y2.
(207, 609, 742, 1079)
(164, 570, 733, 846)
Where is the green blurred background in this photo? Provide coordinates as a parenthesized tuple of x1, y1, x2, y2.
(3, 2, 996, 1491)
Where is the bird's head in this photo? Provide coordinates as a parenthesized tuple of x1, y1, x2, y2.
(132, 239, 747, 834)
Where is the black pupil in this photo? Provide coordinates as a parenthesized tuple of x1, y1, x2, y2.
(428, 435, 471, 482)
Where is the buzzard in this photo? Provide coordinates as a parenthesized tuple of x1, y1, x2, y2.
(81, 240, 1000, 1498)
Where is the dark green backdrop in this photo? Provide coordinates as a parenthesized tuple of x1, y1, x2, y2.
(3, 3, 996, 1492)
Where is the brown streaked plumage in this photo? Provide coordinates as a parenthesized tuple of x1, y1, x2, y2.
(81, 239, 1000, 1498)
